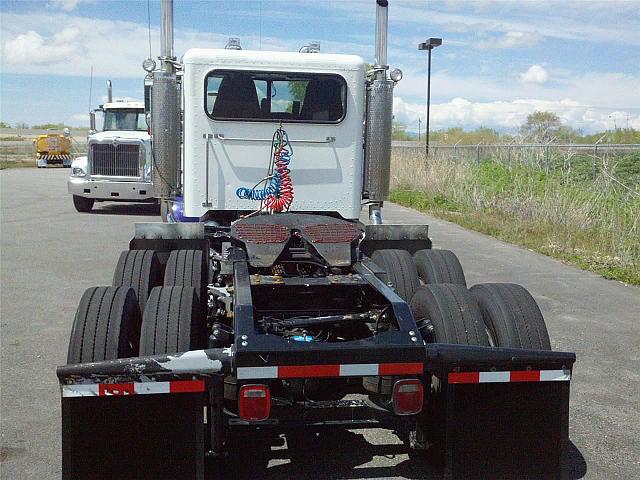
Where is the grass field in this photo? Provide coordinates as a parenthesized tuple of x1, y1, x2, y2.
(390, 148, 640, 285)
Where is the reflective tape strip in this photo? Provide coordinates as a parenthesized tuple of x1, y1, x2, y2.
(479, 371, 511, 383)
(236, 366, 279, 380)
(448, 369, 571, 384)
(61, 380, 205, 398)
(339, 363, 379, 376)
(236, 362, 424, 380)
(539, 369, 572, 382)
(62, 384, 99, 397)
(40, 155, 71, 160)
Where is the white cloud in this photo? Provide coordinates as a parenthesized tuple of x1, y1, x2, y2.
(0, 12, 368, 78)
(520, 65, 549, 84)
(393, 96, 640, 133)
(476, 31, 543, 49)
(3, 28, 87, 66)
(48, 0, 79, 12)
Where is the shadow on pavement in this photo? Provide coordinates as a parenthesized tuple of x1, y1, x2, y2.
(90, 202, 160, 217)
(566, 441, 588, 479)
(209, 429, 587, 480)
(210, 428, 441, 480)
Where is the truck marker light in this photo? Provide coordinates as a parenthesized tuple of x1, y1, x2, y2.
(239, 384, 271, 421)
(392, 379, 423, 415)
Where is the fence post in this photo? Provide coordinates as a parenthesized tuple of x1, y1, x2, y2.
(476, 141, 482, 165)
(593, 135, 606, 181)
(544, 137, 555, 173)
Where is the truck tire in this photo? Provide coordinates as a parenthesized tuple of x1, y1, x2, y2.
(371, 249, 420, 301)
(413, 249, 466, 286)
(364, 284, 489, 395)
(112, 250, 162, 312)
(410, 284, 489, 346)
(140, 286, 206, 355)
(72, 195, 94, 213)
(164, 249, 207, 308)
(470, 283, 551, 350)
(67, 286, 141, 364)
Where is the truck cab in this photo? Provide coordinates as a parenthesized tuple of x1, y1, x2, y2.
(68, 92, 153, 213)
(179, 49, 366, 221)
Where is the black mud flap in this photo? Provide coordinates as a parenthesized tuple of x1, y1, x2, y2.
(443, 381, 569, 480)
(62, 393, 207, 480)
(424, 343, 575, 480)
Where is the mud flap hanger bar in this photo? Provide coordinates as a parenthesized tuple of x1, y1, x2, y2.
(425, 343, 576, 378)
(57, 343, 575, 387)
(56, 348, 233, 385)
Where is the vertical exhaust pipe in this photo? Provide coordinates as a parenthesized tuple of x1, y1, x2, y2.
(363, 0, 393, 220)
(106, 80, 112, 103)
(374, 0, 388, 73)
(160, 0, 175, 67)
(152, 0, 180, 199)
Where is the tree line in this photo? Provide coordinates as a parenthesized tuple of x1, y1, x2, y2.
(393, 111, 640, 144)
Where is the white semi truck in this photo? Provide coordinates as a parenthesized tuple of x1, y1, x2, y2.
(57, 2, 576, 479)
(68, 81, 154, 212)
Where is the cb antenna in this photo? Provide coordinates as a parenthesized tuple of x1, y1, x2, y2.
(147, 0, 153, 58)
(88, 66, 93, 112)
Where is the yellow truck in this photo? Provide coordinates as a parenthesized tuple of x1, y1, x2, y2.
(34, 129, 73, 167)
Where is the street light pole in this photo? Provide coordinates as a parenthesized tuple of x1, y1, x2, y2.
(418, 38, 442, 158)
(426, 47, 432, 155)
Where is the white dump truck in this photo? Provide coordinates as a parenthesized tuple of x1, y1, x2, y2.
(58, 2, 576, 479)
(68, 81, 153, 212)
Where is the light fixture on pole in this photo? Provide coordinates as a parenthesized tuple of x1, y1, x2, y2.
(418, 37, 442, 157)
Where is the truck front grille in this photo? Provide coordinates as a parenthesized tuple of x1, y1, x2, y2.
(90, 143, 141, 177)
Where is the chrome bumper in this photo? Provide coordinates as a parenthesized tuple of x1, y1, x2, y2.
(68, 177, 154, 201)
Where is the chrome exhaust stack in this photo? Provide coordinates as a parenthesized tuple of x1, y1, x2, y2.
(363, 0, 394, 221)
(152, 0, 180, 199)
(106, 80, 112, 103)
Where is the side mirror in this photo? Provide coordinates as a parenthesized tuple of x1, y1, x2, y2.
(89, 111, 96, 134)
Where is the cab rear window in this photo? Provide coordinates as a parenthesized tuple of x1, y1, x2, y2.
(205, 70, 347, 123)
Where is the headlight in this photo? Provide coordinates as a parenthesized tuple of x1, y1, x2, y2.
(71, 167, 86, 177)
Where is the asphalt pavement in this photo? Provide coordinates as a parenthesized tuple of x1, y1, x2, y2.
(1, 167, 639, 479)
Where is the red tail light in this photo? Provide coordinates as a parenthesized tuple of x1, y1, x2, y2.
(239, 384, 271, 421)
(392, 379, 423, 415)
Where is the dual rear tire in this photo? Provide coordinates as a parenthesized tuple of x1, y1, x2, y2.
(364, 248, 551, 395)
(67, 249, 208, 364)
(67, 286, 141, 364)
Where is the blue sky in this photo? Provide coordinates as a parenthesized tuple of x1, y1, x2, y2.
(1, 0, 639, 133)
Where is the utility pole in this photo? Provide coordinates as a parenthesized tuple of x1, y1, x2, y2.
(418, 118, 421, 141)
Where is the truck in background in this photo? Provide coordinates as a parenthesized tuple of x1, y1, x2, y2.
(34, 128, 73, 168)
(68, 81, 154, 213)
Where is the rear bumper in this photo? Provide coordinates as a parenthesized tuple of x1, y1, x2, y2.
(56, 344, 575, 395)
(57, 344, 575, 480)
(37, 155, 72, 166)
(68, 177, 154, 201)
